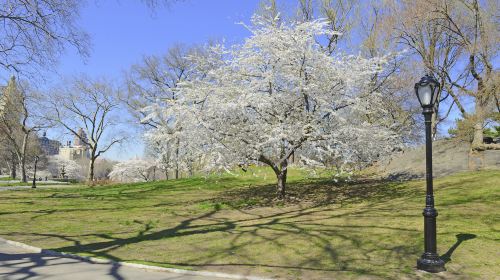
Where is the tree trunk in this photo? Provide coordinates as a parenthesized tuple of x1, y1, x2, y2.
(10, 153, 16, 179)
(471, 96, 487, 150)
(276, 170, 287, 199)
(471, 119, 484, 149)
(88, 158, 96, 184)
(10, 167, 16, 179)
(188, 161, 193, 177)
(20, 160, 27, 183)
(259, 154, 290, 199)
(18, 133, 29, 183)
(275, 160, 288, 199)
(175, 138, 180, 179)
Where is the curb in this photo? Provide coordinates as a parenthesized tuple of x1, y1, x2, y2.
(0, 237, 274, 280)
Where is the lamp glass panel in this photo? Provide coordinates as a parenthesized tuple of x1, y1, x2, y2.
(418, 85, 432, 106)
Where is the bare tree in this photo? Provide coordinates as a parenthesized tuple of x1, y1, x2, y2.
(0, 0, 89, 75)
(257, 0, 281, 23)
(46, 76, 124, 183)
(358, 3, 422, 143)
(0, 77, 48, 182)
(124, 44, 198, 179)
(258, 0, 358, 53)
(0, 0, 188, 76)
(316, 0, 358, 54)
(0, 135, 16, 177)
(381, 0, 499, 149)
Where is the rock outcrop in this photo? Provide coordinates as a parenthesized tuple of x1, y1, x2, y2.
(378, 140, 500, 179)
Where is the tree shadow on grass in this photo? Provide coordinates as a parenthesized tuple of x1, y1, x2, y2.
(4, 177, 428, 279)
(22, 202, 423, 279)
(49, 209, 235, 254)
(212, 177, 419, 208)
(440, 233, 477, 264)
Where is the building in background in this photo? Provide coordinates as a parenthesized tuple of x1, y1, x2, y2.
(58, 128, 90, 161)
(38, 132, 61, 156)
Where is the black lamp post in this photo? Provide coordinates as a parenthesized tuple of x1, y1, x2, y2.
(32, 156, 39, 189)
(415, 74, 445, 273)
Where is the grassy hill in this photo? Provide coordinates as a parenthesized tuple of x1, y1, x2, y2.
(0, 168, 498, 279)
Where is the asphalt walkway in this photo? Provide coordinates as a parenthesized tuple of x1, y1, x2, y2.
(0, 185, 76, 192)
(0, 240, 230, 280)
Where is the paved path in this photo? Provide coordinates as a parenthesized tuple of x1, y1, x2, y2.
(0, 185, 76, 192)
(0, 240, 229, 280)
(0, 180, 68, 185)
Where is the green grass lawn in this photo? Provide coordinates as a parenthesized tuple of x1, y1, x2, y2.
(0, 168, 498, 279)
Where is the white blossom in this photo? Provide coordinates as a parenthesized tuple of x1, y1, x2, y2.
(144, 16, 403, 197)
(47, 156, 85, 180)
(109, 159, 156, 182)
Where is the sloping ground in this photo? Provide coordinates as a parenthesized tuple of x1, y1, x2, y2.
(378, 139, 500, 179)
(0, 169, 498, 279)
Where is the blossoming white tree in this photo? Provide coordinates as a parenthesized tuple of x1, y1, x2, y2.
(146, 15, 403, 198)
(47, 156, 85, 180)
(46, 76, 125, 183)
(144, 131, 200, 179)
(109, 159, 156, 182)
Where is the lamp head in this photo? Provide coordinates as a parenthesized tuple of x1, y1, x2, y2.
(415, 75, 440, 109)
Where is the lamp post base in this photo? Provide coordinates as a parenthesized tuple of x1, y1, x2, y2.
(417, 254, 445, 273)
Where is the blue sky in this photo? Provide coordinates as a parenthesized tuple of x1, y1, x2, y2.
(50, 0, 265, 160)
(57, 0, 263, 79)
